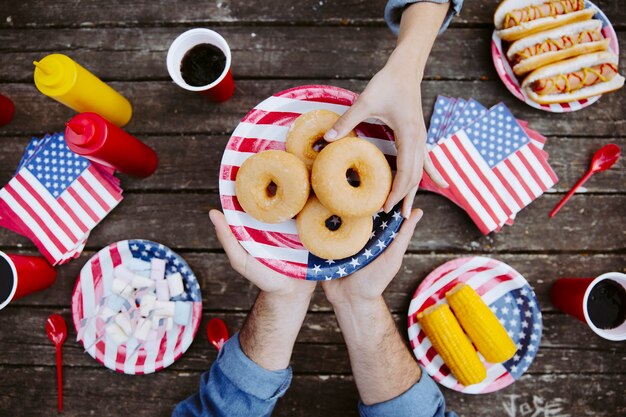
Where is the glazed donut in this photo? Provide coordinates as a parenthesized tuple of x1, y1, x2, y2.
(311, 137, 392, 217)
(286, 109, 356, 169)
(235, 150, 310, 224)
(296, 195, 372, 260)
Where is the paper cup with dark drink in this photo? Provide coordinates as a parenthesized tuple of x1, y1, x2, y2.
(0, 251, 57, 311)
(551, 272, 626, 341)
(167, 29, 234, 102)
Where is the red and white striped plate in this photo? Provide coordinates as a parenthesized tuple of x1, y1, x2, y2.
(71, 239, 202, 374)
(219, 85, 402, 280)
(491, 0, 619, 112)
(407, 257, 542, 394)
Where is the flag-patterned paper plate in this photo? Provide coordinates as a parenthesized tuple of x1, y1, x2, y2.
(407, 257, 542, 394)
(71, 239, 202, 374)
(491, 0, 619, 112)
(219, 85, 403, 281)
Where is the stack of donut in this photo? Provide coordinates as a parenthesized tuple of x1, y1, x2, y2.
(235, 109, 392, 260)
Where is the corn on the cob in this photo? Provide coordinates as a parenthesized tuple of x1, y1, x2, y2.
(446, 283, 517, 363)
(418, 303, 486, 386)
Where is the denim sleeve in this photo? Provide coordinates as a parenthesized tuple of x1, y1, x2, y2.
(172, 333, 292, 417)
(384, 0, 464, 35)
(358, 370, 457, 417)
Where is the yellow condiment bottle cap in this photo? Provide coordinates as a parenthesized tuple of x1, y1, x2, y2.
(33, 54, 76, 97)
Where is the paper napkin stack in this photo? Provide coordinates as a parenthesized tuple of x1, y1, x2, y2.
(420, 97, 558, 234)
(0, 133, 123, 265)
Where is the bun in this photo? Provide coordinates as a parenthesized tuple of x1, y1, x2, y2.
(494, 0, 595, 42)
(507, 20, 609, 75)
(522, 51, 625, 104)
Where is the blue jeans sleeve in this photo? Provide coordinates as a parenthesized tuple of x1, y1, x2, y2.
(172, 333, 292, 417)
(358, 370, 457, 417)
(384, 0, 464, 35)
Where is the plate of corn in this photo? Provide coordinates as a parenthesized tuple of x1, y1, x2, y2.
(407, 256, 542, 394)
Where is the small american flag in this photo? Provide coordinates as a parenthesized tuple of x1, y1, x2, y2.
(407, 256, 542, 394)
(426, 101, 558, 234)
(0, 133, 123, 265)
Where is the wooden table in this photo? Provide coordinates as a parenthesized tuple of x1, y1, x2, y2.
(0, 1, 624, 415)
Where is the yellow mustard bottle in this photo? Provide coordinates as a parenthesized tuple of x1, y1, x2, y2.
(33, 54, 132, 127)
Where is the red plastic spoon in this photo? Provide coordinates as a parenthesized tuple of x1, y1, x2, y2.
(206, 318, 229, 351)
(550, 144, 620, 218)
(46, 314, 67, 413)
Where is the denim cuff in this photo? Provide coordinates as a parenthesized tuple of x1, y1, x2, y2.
(384, 0, 464, 35)
(358, 371, 450, 417)
(216, 332, 292, 400)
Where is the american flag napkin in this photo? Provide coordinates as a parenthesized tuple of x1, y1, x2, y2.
(422, 97, 558, 234)
(0, 133, 123, 265)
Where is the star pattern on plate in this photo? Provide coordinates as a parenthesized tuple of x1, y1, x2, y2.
(129, 239, 201, 302)
(306, 208, 404, 280)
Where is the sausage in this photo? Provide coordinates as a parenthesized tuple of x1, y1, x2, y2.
(504, 0, 585, 29)
(531, 63, 618, 95)
(513, 30, 603, 65)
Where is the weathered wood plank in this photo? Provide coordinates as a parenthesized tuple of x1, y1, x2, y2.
(0, 0, 624, 28)
(9, 252, 626, 314)
(1, 26, 624, 82)
(1, 307, 623, 371)
(0, 193, 623, 252)
(2, 135, 624, 193)
(0, 366, 623, 417)
(1, 80, 625, 137)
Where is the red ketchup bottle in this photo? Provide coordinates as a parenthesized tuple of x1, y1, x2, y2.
(64, 112, 158, 178)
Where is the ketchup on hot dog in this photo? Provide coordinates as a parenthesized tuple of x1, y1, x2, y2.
(531, 63, 618, 95)
(504, 0, 585, 29)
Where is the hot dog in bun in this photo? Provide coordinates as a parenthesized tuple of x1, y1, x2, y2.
(507, 20, 609, 76)
(495, 0, 595, 41)
(521, 51, 624, 104)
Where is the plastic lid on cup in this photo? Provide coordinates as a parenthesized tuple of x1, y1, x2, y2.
(0, 251, 17, 311)
(582, 272, 626, 341)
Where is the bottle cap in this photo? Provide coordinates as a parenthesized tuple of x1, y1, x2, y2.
(64, 113, 107, 151)
(33, 54, 75, 96)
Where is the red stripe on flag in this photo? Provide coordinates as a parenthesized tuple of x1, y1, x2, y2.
(14, 174, 80, 242)
(493, 167, 525, 210)
(4, 183, 69, 253)
(504, 159, 535, 200)
(528, 144, 559, 184)
(429, 151, 492, 234)
(66, 187, 99, 223)
(440, 142, 501, 229)
(517, 150, 547, 193)
(78, 176, 111, 211)
(57, 195, 90, 234)
(88, 166, 122, 201)
(452, 135, 513, 218)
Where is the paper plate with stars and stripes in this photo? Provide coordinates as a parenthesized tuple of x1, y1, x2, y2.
(491, 0, 618, 112)
(71, 239, 202, 374)
(407, 257, 542, 394)
(219, 85, 403, 281)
